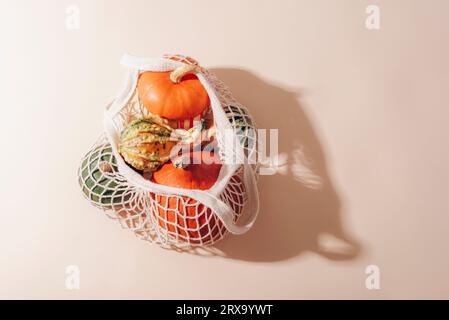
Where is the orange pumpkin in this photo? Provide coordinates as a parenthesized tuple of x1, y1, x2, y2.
(150, 151, 225, 244)
(137, 65, 210, 127)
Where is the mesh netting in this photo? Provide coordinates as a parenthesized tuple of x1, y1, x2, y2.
(78, 54, 258, 249)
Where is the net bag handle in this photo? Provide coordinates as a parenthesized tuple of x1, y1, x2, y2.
(102, 54, 259, 235)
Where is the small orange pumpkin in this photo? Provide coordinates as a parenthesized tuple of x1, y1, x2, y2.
(137, 65, 210, 125)
(150, 151, 224, 244)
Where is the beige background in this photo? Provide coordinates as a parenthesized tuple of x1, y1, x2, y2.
(0, 0, 448, 299)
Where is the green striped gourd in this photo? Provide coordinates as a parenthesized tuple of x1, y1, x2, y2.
(118, 117, 178, 172)
(79, 143, 131, 209)
(223, 104, 255, 149)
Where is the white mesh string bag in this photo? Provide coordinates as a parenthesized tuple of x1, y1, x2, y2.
(78, 54, 259, 249)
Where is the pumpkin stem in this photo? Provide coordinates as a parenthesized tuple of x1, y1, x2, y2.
(169, 64, 199, 83)
(173, 156, 190, 169)
(99, 161, 114, 174)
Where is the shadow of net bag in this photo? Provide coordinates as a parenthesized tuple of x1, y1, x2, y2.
(78, 54, 260, 249)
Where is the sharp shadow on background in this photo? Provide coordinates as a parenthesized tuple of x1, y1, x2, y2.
(211, 68, 362, 262)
